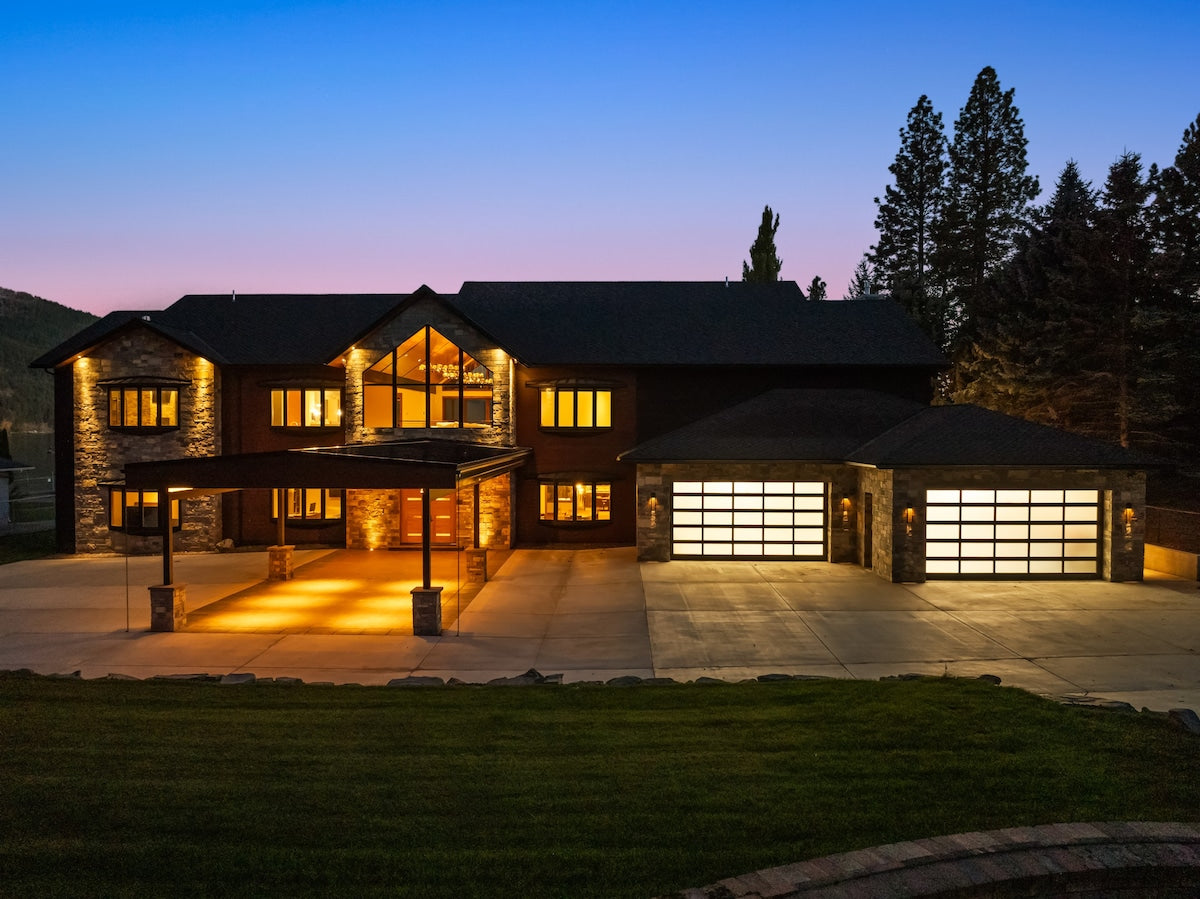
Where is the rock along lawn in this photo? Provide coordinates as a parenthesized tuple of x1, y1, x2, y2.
(2, 675, 1198, 898)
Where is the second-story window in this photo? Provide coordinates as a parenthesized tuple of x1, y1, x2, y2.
(107, 385, 180, 430)
(270, 388, 342, 428)
(362, 326, 493, 429)
(540, 388, 612, 429)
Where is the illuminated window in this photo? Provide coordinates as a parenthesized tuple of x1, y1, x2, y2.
(271, 488, 344, 521)
(539, 388, 611, 429)
(108, 488, 182, 534)
(107, 386, 180, 430)
(270, 388, 342, 428)
(539, 480, 611, 522)
(363, 327, 493, 429)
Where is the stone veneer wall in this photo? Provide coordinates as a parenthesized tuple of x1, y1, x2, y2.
(634, 462, 855, 563)
(72, 328, 221, 553)
(340, 294, 514, 448)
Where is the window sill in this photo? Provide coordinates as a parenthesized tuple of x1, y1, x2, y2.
(538, 519, 613, 528)
(108, 426, 180, 435)
(538, 427, 614, 435)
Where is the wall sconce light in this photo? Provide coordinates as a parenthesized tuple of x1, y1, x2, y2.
(648, 491, 658, 528)
(902, 505, 916, 538)
(841, 495, 851, 528)
(648, 492, 658, 510)
(1123, 504, 1136, 538)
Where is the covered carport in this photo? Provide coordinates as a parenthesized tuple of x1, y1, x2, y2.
(123, 440, 530, 634)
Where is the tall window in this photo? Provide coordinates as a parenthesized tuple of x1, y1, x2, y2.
(539, 480, 611, 522)
(108, 386, 179, 430)
(270, 388, 342, 428)
(362, 327, 493, 428)
(271, 488, 343, 521)
(539, 388, 611, 429)
(108, 488, 181, 534)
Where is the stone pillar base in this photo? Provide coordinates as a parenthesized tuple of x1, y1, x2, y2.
(268, 545, 295, 580)
(149, 584, 187, 632)
(411, 586, 443, 636)
(466, 548, 488, 583)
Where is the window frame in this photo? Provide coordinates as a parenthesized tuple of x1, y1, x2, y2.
(271, 488, 344, 523)
(108, 487, 182, 535)
(269, 387, 343, 429)
(106, 385, 181, 432)
(538, 386, 613, 430)
(538, 479, 612, 524)
(362, 326, 493, 429)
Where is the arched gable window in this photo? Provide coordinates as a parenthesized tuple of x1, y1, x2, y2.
(362, 326, 493, 429)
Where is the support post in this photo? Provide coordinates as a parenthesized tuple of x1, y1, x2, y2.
(160, 485, 174, 586)
(421, 486, 432, 589)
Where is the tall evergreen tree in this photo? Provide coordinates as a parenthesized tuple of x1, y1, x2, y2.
(843, 255, 876, 299)
(956, 161, 1103, 427)
(806, 276, 827, 302)
(742, 206, 782, 282)
(1094, 153, 1159, 447)
(1149, 113, 1200, 459)
(936, 66, 1039, 352)
(871, 95, 949, 344)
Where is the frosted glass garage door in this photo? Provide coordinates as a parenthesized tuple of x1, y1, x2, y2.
(925, 489, 1100, 578)
(672, 481, 826, 559)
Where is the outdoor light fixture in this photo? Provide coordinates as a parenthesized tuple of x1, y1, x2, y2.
(648, 491, 658, 527)
(841, 494, 851, 528)
(1123, 504, 1136, 538)
(648, 492, 657, 510)
(902, 505, 916, 538)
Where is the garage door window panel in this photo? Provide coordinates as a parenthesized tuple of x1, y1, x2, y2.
(672, 481, 825, 559)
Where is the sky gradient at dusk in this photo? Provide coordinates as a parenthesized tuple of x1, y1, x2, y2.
(4, 1, 1199, 315)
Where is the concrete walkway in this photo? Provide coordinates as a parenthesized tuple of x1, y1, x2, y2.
(1, 547, 1198, 711)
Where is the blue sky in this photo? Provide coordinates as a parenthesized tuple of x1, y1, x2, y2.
(3, 1, 1198, 315)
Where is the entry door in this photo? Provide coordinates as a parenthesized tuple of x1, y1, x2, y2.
(399, 489, 455, 545)
(863, 492, 874, 569)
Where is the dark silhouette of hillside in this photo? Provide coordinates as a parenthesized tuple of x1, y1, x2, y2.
(0, 287, 97, 430)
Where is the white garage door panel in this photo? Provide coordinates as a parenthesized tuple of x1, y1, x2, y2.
(925, 489, 1100, 578)
(672, 481, 826, 559)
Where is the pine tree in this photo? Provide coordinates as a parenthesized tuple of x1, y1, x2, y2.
(742, 206, 782, 282)
(1149, 113, 1200, 460)
(871, 95, 949, 344)
(937, 67, 1039, 352)
(956, 161, 1103, 427)
(806, 276, 827, 302)
(843, 255, 876, 299)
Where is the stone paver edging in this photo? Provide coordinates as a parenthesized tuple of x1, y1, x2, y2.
(661, 822, 1200, 898)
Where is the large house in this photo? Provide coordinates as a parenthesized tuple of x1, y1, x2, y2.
(33, 281, 1149, 595)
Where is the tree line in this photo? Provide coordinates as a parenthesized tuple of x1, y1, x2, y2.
(744, 66, 1200, 461)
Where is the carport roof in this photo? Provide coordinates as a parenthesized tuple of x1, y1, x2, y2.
(123, 440, 530, 491)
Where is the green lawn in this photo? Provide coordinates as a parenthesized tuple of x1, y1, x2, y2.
(2, 676, 1197, 898)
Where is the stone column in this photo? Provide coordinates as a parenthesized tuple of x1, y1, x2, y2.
(411, 586, 443, 636)
(466, 548, 488, 583)
(149, 584, 186, 632)
(268, 545, 294, 580)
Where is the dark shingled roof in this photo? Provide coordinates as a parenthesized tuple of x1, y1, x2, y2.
(620, 389, 1158, 469)
(452, 282, 948, 367)
(617, 389, 925, 462)
(848, 404, 1162, 469)
(32, 282, 947, 370)
(32, 294, 406, 367)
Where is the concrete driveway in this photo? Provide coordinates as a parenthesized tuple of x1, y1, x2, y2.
(1, 547, 1198, 711)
